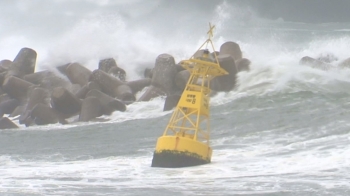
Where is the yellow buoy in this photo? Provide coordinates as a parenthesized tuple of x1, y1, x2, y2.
(151, 23, 228, 168)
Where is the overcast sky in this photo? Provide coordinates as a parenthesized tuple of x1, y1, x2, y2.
(1, 0, 349, 39)
(0, 0, 349, 67)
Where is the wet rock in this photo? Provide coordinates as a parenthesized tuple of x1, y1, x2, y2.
(235, 58, 251, 72)
(2, 76, 34, 101)
(151, 54, 177, 95)
(8, 47, 37, 78)
(211, 54, 237, 92)
(126, 78, 151, 94)
(99, 58, 118, 73)
(219, 41, 242, 61)
(86, 89, 126, 114)
(0, 99, 20, 117)
(79, 97, 103, 122)
(299, 56, 331, 70)
(138, 85, 166, 102)
(66, 63, 92, 86)
(108, 66, 126, 82)
(0, 117, 18, 129)
(51, 87, 81, 117)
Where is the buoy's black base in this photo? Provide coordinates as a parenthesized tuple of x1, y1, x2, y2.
(151, 150, 210, 168)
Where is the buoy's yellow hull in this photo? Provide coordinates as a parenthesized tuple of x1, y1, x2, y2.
(151, 136, 212, 168)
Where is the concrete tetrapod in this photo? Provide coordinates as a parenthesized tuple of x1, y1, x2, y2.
(39, 75, 71, 93)
(89, 69, 124, 98)
(0, 99, 20, 117)
(75, 81, 101, 100)
(66, 63, 92, 86)
(126, 78, 151, 94)
(85, 89, 126, 115)
(299, 56, 331, 70)
(99, 58, 118, 73)
(0, 117, 18, 129)
(0, 60, 12, 72)
(0, 72, 7, 86)
(137, 85, 165, 102)
(51, 87, 82, 118)
(31, 103, 59, 125)
(79, 97, 103, 122)
(18, 87, 50, 125)
(219, 41, 242, 61)
(108, 66, 126, 82)
(2, 76, 34, 101)
(115, 84, 135, 104)
(174, 70, 190, 92)
(23, 71, 55, 85)
(163, 94, 181, 111)
(339, 58, 350, 69)
(10, 105, 25, 117)
(211, 54, 238, 92)
(151, 54, 177, 95)
(0, 94, 11, 105)
(235, 58, 251, 72)
(7, 47, 37, 78)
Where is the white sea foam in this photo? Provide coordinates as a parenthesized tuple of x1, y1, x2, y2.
(0, 128, 349, 195)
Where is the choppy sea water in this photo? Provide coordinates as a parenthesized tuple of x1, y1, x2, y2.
(1, 90, 350, 195)
(1, 1, 350, 195)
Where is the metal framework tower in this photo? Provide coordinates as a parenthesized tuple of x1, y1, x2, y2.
(151, 23, 228, 168)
